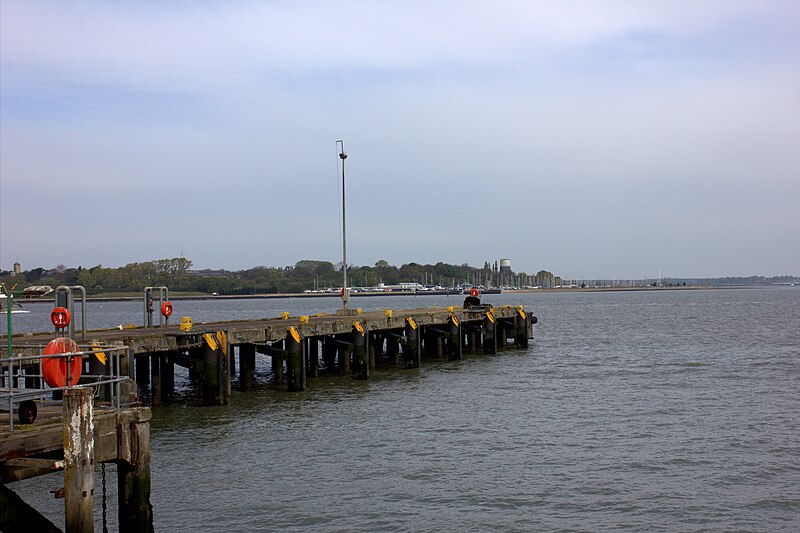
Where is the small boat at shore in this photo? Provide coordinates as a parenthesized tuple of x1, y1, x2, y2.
(0, 293, 30, 314)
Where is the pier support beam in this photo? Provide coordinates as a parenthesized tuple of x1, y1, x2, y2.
(322, 338, 336, 373)
(515, 311, 529, 349)
(404, 320, 420, 368)
(338, 341, 350, 374)
(199, 342, 227, 405)
(239, 344, 255, 391)
(150, 354, 161, 406)
(89, 351, 110, 402)
(118, 420, 154, 533)
(386, 334, 400, 364)
(308, 338, 319, 378)
(285, 328, 306, 392)
(465, 325, 479, 354)
(500, 321, 511, 347)
(122, 347, 134, 381)
(63, 387, 94, 533)
(161, 354, 175, 401)
(135, 355, 150, 388)
(448, 318, 462, 361)
(483, 313, 497, 355)
(272, 341, 285, 385)
(351, 324, 368, 380)
(368, 334, 380, 369)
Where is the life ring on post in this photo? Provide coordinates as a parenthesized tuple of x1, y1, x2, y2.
(469, 287, 480, 298)
(161, 301, 173, 318)
(42, 337, 82, 388)
(50, 307, 70, 329)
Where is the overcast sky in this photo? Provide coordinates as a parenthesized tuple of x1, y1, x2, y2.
(1, 1, 798, 279)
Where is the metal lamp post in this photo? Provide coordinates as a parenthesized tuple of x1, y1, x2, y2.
(337, 140, 348, 309)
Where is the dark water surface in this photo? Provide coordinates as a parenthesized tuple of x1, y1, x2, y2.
(8, 288, 800, 531)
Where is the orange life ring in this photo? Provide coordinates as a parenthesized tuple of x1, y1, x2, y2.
(50, 307, 70, 329)
(42, 337, 81, 388)
(161, 301, 173, 317)
(469, 288, 480, 298)
(340, 288, 344, 297)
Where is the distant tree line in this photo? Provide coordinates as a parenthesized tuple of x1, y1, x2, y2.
(665, 275, 800, 286)
(1, 258, 554, 296)
(4, 259, 793, 296)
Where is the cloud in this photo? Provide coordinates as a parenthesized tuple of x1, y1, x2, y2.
(1, 1, 799, 277)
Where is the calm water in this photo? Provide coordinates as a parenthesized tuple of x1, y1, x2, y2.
(8, 288, 800, 531)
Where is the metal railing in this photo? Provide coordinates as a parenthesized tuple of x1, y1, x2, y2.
(1, 344, 134, 431)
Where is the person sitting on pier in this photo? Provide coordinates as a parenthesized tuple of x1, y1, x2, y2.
(463, 287, 481, 308)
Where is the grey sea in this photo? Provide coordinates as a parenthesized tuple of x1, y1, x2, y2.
(6, 287, 800, 531)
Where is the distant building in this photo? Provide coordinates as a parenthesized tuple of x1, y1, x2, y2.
(499, 259, 512, 273)
(12, 262, 21, 276)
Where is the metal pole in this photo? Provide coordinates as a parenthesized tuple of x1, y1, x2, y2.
(6, 287, 13, 430)
(337, 140, 348, 309)
(5, 284, 11, 369)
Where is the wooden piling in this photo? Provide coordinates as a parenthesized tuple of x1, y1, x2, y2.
(117, 420, 154, 533)
(404, 320, 420, 368)
(338, 340, 350, 374)
(88, 350, 110, 402)
(122, 346, 133, 381)
(368, 333, 380, 369)
(308, 338, 319, 378)
(466, 327, 478, 354)
(273, 356, 285, 385)
(322, 337, 336, 373)
(483, 312, 497, 355)
(239, 343, 255, 391)
(199, 343, 226, 405)
(63, 387, 94, 533)
(351, 324, 368, 380)
(515, 312, 529, 348)
(135, 355, 150, 388)
(386, 333, 400, 364)
(161, 354, 175, 400)
(448, 318, 462, 361)
(150, 354, 161, 406)
(285, 328, 306, 392)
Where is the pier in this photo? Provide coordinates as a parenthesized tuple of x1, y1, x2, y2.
(3, 303, 536, 406)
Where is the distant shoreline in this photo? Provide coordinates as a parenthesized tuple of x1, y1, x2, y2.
(13, 284, 786, 305)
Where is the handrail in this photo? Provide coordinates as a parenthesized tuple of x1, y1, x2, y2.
(1, 344, 132, 431)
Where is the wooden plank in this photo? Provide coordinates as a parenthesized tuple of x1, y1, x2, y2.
(0, 458, 65, 483)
